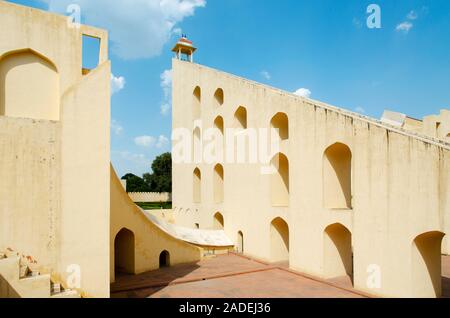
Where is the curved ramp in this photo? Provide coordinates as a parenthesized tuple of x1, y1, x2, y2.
(143, 211, 234, 247)
(110, 165, 233, 281)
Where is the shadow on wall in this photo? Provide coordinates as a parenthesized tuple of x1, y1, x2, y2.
(214, 88, 224, 108)
(214, 164, 224, 204)
(193, 127, 201, 163)
(237, 231, 244, 254)
(0, 49, 59, 121)
(114, 228, 135, 276)
(412, 231, 445, 298)
(214, 212, 224, 230)
(0, 274, 20, 298)
(193, 168, 201, 203)
(270, 217, 289, 263)
(270, 112, 289, 141)
(271, 153, 290, 207)
(192, 86, 201, 120)
(323, 223, 353, 284)
(234, 106, 247, 129)
(323, 143, 352, 209)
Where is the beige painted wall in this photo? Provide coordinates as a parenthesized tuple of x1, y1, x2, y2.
(0, 2, 110, 298)
(58, 61, 111, 298)
(0, 117, 60, 273)
(172, 58, 450, 298)
(110, 166, 202, 283)
(0, 50, 59, 120)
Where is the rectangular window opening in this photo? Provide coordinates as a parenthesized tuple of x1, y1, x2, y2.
(82, 34, 101, 75)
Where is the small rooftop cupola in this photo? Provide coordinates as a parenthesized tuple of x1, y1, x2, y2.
(172, 35, 197, 62)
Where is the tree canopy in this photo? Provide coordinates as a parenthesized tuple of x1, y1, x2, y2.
(143, 152, 172, 193)
(121, 173, 150, 193)
(121, 152, 172, 193)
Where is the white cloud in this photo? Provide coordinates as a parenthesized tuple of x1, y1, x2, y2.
(111, 119, 124, 135)
(111, 74, 126, 94)
(172, 27, 183, 36)
(260, 70, 271, 80)
(115, 151, 149, 166)
(407, 10, 418, 20)
(355, 107, 366, 114)
(156, 135, 170, 148)
(135, 135, 156, 147)
(396, 21, 413, 33)
(161, 69, 173, 98)
(160, 69, 173, 116)
(43, 0, 206, 60)
(134, 135, 169, 148)
(293, 88, 312, 98)
(161, 103, 171, 115)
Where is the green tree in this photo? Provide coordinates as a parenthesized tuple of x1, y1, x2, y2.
(121, 173, 150, 193)
(143, 153, 172, 193)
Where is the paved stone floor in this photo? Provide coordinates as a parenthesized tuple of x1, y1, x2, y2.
(111, 254, 450, 298)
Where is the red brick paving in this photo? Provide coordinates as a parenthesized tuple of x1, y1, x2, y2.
(111, 254, 270, 293)
(130, 268, 362, 298)
(111, 254, 364, 298)
(111, 254, 450, 298)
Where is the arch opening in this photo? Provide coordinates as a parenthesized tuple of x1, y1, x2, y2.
(214, 164, 224, 203)
(193, 168, 202, 203)
(270, 217, 289, 264)
(237, 231, 244, 254)
(234, 106, 247, 129)
(412, 231, 445, 297)
(323, 223, 353, 283)
(193, 86, 201, 120)
(214, 116, 224, 134)
(213, 212, 224, 230)
(159, 250, 170, 268)
(214, 116, 224, 161)
(0, 49, 59, 120)
(271, 153, 290, 207)
(323, 143, 352, 209)
(114, 228, 135, 277)
(270, 112, 289, 140)
(193, 127, 202, 163)
(214, 88, 224, 107)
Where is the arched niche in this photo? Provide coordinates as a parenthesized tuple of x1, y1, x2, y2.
(0, 49, 59, 120)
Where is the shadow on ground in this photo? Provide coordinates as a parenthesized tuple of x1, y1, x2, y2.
(111, 263, 200, 298)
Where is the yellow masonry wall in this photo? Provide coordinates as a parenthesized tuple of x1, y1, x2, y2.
(172, 58, 450, 298)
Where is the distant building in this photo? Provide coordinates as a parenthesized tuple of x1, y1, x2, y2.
(381, 109, 450, 141)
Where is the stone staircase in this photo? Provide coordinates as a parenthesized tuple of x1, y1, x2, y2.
(0, 249, 81, 298)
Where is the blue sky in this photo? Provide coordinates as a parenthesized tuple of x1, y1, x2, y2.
(7, 0, 450, 177)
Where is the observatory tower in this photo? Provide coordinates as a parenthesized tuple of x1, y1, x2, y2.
(172, 35, 197, 63)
